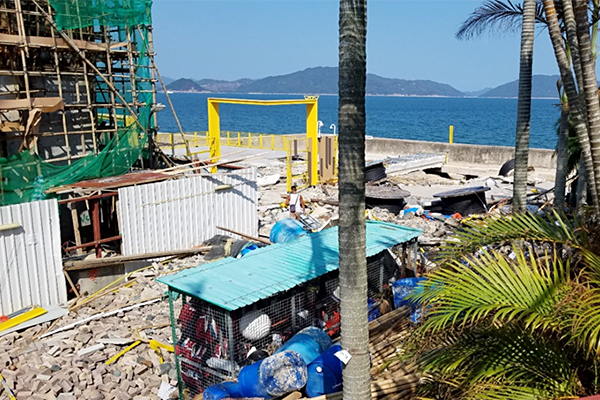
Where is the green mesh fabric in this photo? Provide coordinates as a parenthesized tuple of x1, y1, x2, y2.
(0, 23, 154, 206)
(0, 127, 147, 205)
(48, 0, 152, 30)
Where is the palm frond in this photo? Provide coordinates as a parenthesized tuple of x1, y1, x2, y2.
(456, 0, 547, 40)
(415, 326, 578, 399)
(569, 287, 600, 355)
(414, 247, 570, 334)
(438, 211, 588, 263)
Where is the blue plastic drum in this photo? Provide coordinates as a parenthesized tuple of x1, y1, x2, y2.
(275, 326, 332, 364)
(237, 350, 308, 398)
(269, 218, 305, 243)
(306, 344, 343, 397)
(203, 381, 241, 400)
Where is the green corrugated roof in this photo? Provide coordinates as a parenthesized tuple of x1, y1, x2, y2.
(157, 221, 421, 311)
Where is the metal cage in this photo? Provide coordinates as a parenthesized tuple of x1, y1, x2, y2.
(166, 250, 409, 399)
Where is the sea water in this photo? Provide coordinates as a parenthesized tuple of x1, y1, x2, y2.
(156, 92, 559, 150)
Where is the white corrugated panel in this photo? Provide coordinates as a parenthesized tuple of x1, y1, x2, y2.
(119, 169, 258, 255)
(0, 199, 66, 316)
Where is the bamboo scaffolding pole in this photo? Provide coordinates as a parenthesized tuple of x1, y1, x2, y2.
(31, 0, 146, 134)
(136, 26, 191, 157)
(47, 0, 74, 161)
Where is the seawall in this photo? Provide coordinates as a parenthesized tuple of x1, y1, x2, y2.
(365, 137, 556, 170)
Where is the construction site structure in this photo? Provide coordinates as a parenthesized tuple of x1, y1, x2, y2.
(0, 0, 158, 205)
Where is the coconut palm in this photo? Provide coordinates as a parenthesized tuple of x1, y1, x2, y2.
(554, 89, 570, 208)
(543, 0, 600, 211)
(456, 0, 546, 40)
(513, 0, 537, 212)
(457, 0, 544, 213)
(337, 0, 369, 399)
(402, 211, 600, 399)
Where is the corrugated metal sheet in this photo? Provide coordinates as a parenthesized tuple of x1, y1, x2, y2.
(157, 221, 421, 311)
(118, 170, 258, 255)
(0, 199, 66, 316)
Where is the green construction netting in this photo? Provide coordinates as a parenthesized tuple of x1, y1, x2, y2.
(0, 11, 154, 206)
(0, 127, 146, 205)
(48, 0, 152, 31)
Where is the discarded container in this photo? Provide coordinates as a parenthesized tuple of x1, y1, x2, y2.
(239, 310, 271, 341)
(275, 326, 332, 364)
(203, 381, 241, 400)
(367, 298, 380, 322)
(238, 350, 307, 398)
(269, 218, 305, 243)
(392, 277, 426, 323)
(306, 344, 343, 397)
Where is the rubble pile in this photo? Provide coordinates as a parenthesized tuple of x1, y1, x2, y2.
(0, 257, 205, 400)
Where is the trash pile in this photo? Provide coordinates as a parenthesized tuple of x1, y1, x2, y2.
(0, 257, 205, 400)
(194, 307, 420, 400)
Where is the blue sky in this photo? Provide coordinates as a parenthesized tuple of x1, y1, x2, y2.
(151, 0, 561, 92)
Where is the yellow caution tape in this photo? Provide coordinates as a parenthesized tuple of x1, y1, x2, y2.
(149, 339, 174, 364)
(105, 340, 142, 365)
(0, 307, 46, 333)
(0, 372, 16, 400)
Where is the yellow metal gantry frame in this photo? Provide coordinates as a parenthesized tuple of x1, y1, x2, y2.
(207, 97, 319, 185)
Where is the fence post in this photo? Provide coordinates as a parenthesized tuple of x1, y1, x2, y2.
(286, 139, 292, 192)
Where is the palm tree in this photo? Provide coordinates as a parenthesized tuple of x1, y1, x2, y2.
(338, 0, 369, 399)
(513, 0, 537, 212)
(456, 0, 544, 213)
(554, 89, 570, 208)
(542, 0, 600, 211)
(402, 211, 600, 399)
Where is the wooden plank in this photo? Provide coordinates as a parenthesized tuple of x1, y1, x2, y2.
(63, 246, 211, 270)
(215, 225, 273, 245)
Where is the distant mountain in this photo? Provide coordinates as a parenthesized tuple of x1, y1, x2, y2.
(190, 67, 464, 97)
(236, 67, 338, 94)
(161, 76, 175, 86)
(366, 73, 464, 97)
(480, 75, 560, 99)
(156, 76, 175, 92)
(195, 78, 253, 93)
(166, 78, 207, 92)
(464, 88, 493, 97)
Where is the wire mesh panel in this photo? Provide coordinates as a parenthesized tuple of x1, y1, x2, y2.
(167, 252, 405, 399)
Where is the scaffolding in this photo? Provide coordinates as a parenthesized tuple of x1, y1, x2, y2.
(0, 0, 156, 205)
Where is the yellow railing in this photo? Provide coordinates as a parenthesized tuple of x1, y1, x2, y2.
(158, 131, 336, 191)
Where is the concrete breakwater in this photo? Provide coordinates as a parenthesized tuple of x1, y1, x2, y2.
(365, 137, 555, 170)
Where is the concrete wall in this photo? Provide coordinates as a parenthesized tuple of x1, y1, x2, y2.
(366, 137, 556, 169)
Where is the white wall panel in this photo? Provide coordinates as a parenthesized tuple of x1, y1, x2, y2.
(0, 199, 66, 316)
(119, 170, 258, 255)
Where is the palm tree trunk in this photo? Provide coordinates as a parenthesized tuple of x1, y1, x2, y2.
(513, 0, 537, 213)
(338, 0, 369, 399)
(577, 158, 588, 207)
(562, 0, 586, 102)
(574, 0, 600, 212)
(542, 0, 599, 210)
(554, 100, 569, 208)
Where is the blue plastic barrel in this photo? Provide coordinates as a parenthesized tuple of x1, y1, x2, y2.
(367, 298, 380, 322)
(203, 381, 241, 400)
(237, 350, 307, 399)
(269, 218, 305, 243)
(275, 326, 332, 364)
(392, 277, 427, 323)
(259, 350, 308, 397)
(306, 344, 343, 397)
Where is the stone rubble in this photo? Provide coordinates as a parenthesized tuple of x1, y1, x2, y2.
(0, 256, 205, 400)
(0, 157, 555, 399)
